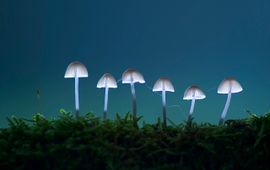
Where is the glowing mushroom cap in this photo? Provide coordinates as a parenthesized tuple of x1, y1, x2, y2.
(122, 68, 145, 84)
(217, 77, 243, 94)
(152, 77, 175, 92)
(64, 61, 88, 78)
(97, 73, 118, 88)
(183, 85, 206, 100)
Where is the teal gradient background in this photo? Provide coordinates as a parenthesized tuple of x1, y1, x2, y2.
(0, 0, 270, 126)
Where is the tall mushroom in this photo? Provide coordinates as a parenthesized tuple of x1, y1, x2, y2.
(122, 68, 145, 122)
(217, 77, 243, 125)
(183, 85, 206, 122)
(97, 73, 117, 120)
(64, 61, 88, 117)
(152, 77, 175, 127)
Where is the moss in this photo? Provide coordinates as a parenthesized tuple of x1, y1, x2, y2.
(0, 111, 270, 169)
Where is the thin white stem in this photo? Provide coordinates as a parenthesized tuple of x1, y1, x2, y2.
(189, 98, 196, 116)
(219, 91, 232, 125)
(75, 75, 79, 117)
(162, 90, 167, 127)
(104, 87, 109, 120)
(187, 98, 196, 123)
(130, 82, 137, 121)
(221, 92, 232, 119)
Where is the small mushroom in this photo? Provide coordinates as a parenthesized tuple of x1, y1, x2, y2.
(64, 61, 88, 117)
(153, 77, 175, 127)
(122, 68, 145, 122)
(217, 77, 243, 125)
(183, 85, 206, 122)
(97, 73, 117, 120)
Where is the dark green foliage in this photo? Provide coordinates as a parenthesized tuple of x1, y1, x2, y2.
(1, 110, 270, 169)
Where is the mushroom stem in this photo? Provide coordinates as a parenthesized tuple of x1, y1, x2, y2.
(75, 75, 79, 117)
(188, 98, 196, 122)
(162, 90, 167, 128)
(219, 91, 232, 125)
(130, 82, 137, 122)
(103, 86, 109, 120)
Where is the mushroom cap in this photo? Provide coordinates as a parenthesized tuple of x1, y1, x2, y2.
(152, 77, 175, 92)
(217, 77, 243, 94)
(122, 68, 145, 84)
(183, 85, 206, 100)
(64, 61, 88, 78)
(97, 73, 118, 88)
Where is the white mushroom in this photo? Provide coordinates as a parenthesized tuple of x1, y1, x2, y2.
(183, 85, 206, 122)
(217, 77, 243, 125)
(64, 61, 88, 117)
(122, 68, 145, 122)
(153, 77, 175, 127)
(97, 73, 117, 120)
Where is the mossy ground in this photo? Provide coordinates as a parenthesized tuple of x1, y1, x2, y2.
(0, 110, 270, 170)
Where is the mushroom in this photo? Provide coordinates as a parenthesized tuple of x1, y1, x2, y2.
(217, 77, 243, 125)
(64, 61, 88, 117)
(97, 73, 117, 120)
(153, 77, 175, 127)
(122, 68, 145, 122)
(183, 85, 206, 122)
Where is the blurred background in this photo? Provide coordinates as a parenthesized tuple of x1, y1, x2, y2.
(0, 0, 269, 126)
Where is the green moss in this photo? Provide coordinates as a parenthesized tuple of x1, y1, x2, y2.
(1, 111, 270, 169)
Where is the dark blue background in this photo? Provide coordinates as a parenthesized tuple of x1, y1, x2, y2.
(0, 0, 269, 126)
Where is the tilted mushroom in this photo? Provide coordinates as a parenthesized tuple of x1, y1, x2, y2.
(217, 77, 243, 125)
(183, 85, 206, 122)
